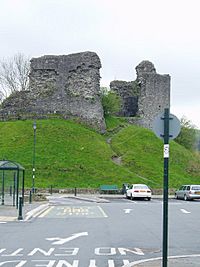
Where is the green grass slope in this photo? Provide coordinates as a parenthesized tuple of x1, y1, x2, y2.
(0, 118, 200, 189)
(110, 124, 200, 188)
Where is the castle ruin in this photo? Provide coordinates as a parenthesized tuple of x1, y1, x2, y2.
(110, 60, 170, 128)
(0, 52, 170, 131)
(0, 51, 106, 132)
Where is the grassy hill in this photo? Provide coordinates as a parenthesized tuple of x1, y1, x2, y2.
(0, 117, 200, 190)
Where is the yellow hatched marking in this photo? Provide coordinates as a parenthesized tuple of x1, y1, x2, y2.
(38, 206, 108, 218)
(56, 206, 90, 216)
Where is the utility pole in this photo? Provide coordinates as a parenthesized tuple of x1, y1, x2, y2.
(162, 108, 170, 267)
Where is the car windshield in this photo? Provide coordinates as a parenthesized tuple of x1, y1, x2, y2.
(191, 186, 200, 190)
(134, 185, 148, 189)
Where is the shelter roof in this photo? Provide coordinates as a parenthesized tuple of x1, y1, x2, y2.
(0, 160, 25, 170)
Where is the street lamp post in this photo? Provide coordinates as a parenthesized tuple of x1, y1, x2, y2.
(32, 121, 37, 193)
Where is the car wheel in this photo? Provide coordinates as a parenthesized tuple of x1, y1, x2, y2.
(175, 193, 178, 199)
(126, 193, 129, 199)
(184, 194, 188, 201)
(147, 197, 151, 201)
(130, 194, 134, 200)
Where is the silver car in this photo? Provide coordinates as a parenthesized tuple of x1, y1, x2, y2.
(175, 184, 200, 200)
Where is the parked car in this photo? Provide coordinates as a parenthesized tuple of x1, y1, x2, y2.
(126, 184, 151, 201)
(175, 185, 200, 200)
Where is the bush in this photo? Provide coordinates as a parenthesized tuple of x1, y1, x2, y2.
(101, 87, 121, 115)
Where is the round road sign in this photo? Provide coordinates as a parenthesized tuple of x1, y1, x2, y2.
(153, 113, 181, 140)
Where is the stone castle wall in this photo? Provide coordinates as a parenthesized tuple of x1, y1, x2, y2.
(0, 52, 170, 131)
(0, 52, 106, 132)
(136, 61, 170, 128)
(110, 80, 138, 117)
(110, 61, 170, 129)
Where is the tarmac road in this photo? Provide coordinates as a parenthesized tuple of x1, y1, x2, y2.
(0, 194, 200, 266)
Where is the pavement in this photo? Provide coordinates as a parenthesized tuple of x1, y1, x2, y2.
(0, 201, 49, 222)
(0, 193, 123, 222)
(0, 193, 174, 222)
(0, 193, 199, 266)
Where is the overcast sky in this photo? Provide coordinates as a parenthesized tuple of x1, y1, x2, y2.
(1, 0, 200, 128)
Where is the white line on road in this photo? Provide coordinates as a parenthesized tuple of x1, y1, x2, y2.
(180, 209, 191, 214)
(25, 203, 49, 221)
(124, 209, 133, 214)
(46, 232, 88, 245)
(98, 206, 108, 217)
(39, 206, 54, 218)
(122, 253, 200, 266)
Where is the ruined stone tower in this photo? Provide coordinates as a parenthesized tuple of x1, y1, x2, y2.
(0, 51, 106, 132)
(136, 61, 170, 128)
(0, 52, 170, 131)
(110, 60, 170, 129)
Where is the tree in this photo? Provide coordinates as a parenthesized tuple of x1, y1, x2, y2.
(0, 53, 30, 102)
(101, 87, 121, 115)
(175, 116, 197, 150)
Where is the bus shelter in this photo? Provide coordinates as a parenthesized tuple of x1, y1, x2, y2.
(0, 160, 25, 208)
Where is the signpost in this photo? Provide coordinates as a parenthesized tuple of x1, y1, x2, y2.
(153, 108, 181, 267)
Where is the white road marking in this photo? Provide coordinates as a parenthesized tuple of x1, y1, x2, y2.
(88, 259, 130, 267)
(0, 222, 7, 224)
(25, 203, 49, 221)
(180, 209, 191, 214)
(122, 253, 200, 266)
(0, 260, 27, 266)
(0, 216, 16, 222)
(124, 209, 132, 214)
(46, 232, 88, 245)
(98, 206, 108, 217)
(39, 206, 54, 218)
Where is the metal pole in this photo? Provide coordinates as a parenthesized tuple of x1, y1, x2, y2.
(29, 190, 32, 204)
(22, 170, 25, 205)
(50, 185, 53, 195)
(18, 197, 23, 220)
(32, 121, 37, 193)
(13, 173, 16, 207)
(10, 186, 12, 196)
(1, 170, 5, 205)
(162, 108, 170, 267)
(16, 170, 19, 209)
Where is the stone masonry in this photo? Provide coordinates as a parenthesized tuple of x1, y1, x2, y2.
(0, 51, 106, 132)
(0, 52, 170, 131)
(110, 80, 138, 117)
(110, 60, 170, 129)
(136, 61, 170, 128)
